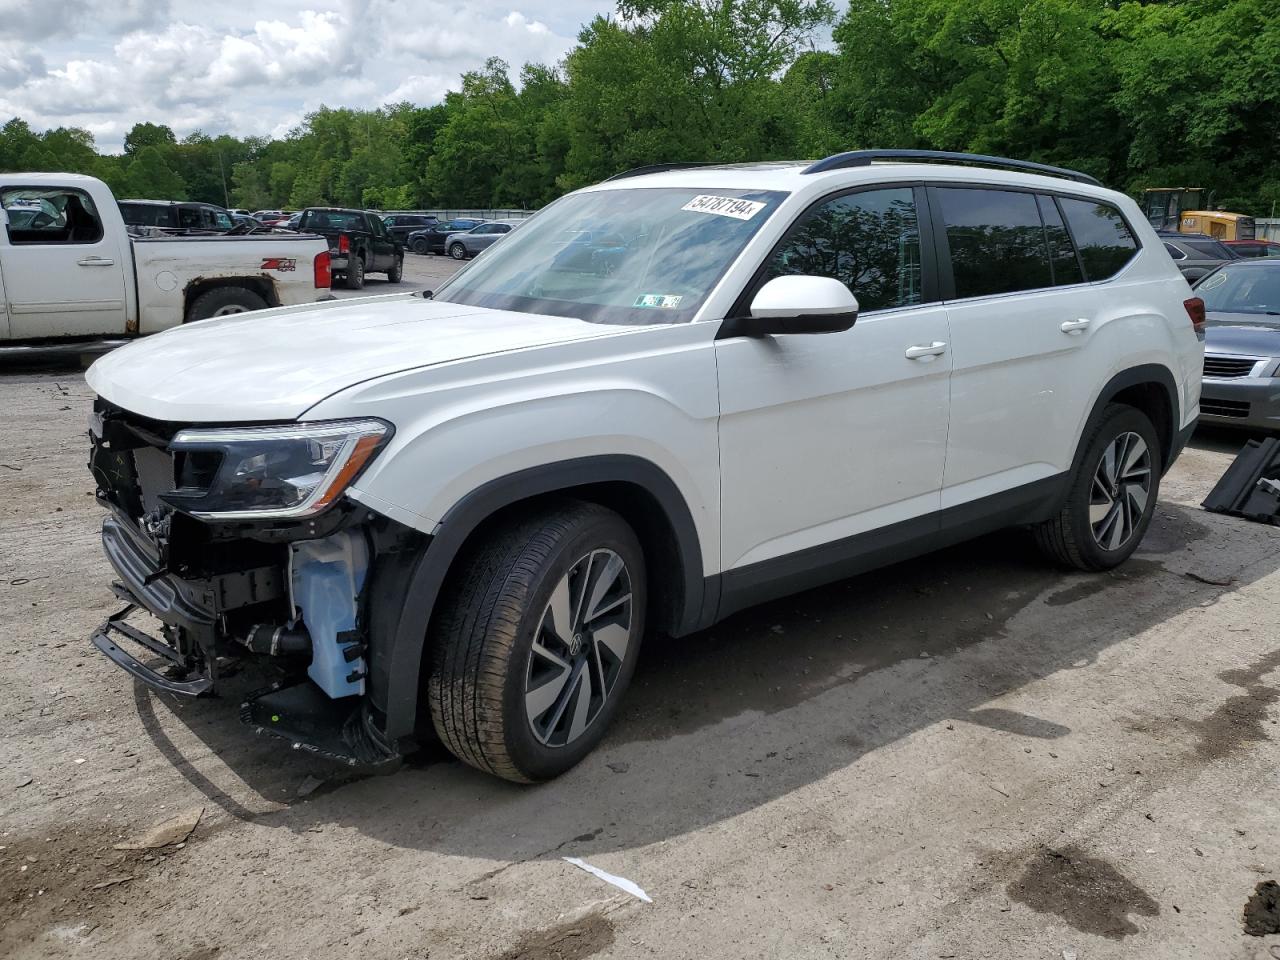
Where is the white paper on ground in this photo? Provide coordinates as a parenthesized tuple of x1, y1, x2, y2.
(562, 856, 653, 903)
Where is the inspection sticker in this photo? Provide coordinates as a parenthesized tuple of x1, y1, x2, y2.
(680, 195, 766, 220)
(634, 294, 684, 309)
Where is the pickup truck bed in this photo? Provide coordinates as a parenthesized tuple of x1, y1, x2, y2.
(1, 172, 331, 343)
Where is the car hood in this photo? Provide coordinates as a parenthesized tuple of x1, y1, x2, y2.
(1204, 314, 1280, 356)
(86, 293, 625, 422)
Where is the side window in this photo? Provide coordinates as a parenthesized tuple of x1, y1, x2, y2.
(937, 188, 1051, 298)
(765, 187, 923, 312)
(178, 206, 202, 229)
(1036, 195, 1084, 285)
(1058, 197, 1139, 281)
(496, 224, 512, 234)
(1163, 242, 1187, 261)
(2, 187, 104, 245)
(213, 211, 233, 230)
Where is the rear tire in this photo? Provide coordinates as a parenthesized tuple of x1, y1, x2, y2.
(428, 502, 646, 783)
(1033, 403, 1161, 571)
(411, 238, 428, 255)
(344, 255, 366, 290)
(387, 254, 403, 283)
(185, 286, 268, 322)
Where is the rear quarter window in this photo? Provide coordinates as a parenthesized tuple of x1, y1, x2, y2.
(1057, 198, 1139, 281)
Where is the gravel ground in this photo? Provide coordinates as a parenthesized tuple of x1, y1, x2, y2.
(1, 308, 1278, 959)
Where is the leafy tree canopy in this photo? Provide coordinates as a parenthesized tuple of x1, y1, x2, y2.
(0, 0, 1275, 214)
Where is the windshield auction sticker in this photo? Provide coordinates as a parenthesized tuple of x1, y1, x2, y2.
(680, 195, 767, 220)
(634, 294, 684, 309)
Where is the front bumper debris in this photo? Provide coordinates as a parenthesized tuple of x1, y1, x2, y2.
(90, 602, 214, 697)
(241, 681, 401, 768)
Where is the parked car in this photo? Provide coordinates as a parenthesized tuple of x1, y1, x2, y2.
(0, 173, 330, 343)
(1224, 239, 1280, 259)
(1159, 231, 1238, 282)
(118, 200, 236, 233)
(252, 209, 287, 222)
(83, 150, 1200, 783)
(445, 219, 522, 260)
(297, 207, 403, 288)
(1193, 259, 1280, 430)
(383, 213, 438, 243)
(280, 212, 303, 230)
(405, 218, 485, 255)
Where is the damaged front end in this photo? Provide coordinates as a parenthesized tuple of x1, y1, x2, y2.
(87, 399, 421, 767)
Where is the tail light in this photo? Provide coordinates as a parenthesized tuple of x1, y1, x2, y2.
(1184, 296, 1206, 335)
(338, 234, 350, 255)
(313, 251, 331, 289)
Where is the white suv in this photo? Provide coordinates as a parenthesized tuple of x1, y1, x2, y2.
(85, 150, 1203, 782)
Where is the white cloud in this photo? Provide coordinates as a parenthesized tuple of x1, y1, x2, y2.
(0, 0, 604, 151)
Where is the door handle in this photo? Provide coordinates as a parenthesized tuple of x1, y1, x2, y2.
(904, 341, 948, 359)
(77, 257, 114, 266)
(1060, 318, 1091, 333)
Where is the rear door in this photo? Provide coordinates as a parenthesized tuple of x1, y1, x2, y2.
(1, 184, 129, 339)
(935, 186, 1140, 505)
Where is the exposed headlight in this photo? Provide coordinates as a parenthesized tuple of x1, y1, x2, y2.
(164, 419, 392, 520)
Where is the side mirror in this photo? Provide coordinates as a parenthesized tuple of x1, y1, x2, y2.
(719, 275, 860, 338)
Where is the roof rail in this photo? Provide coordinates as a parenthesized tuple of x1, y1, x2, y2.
(603, 162, 716, 182)
(801, 150, 1102, 186)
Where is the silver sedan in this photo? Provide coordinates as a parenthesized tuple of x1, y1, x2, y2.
(445, 219, 523, 260)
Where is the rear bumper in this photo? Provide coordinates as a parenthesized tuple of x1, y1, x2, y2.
(1199, 377, 1280, 431)
(329, 255, 350, 272)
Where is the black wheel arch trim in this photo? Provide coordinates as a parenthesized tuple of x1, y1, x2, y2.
(1086, 364, 1182, 473)
(374, 454, 711, 742)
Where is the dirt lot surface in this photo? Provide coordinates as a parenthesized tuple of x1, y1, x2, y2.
(2, 332, 1279, 959)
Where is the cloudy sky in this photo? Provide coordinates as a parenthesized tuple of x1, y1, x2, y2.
(0, 0, 615, 151)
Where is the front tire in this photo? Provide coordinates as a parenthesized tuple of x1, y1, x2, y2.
(344, 255, 366, 290)
(449, 242, 467, 260)
(428, 502, 646, 782)
(1033, 403, 1161, 571)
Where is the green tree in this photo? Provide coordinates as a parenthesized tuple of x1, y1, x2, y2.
(123, 145, 187, 199)
(230, 161, 272, 210)
(123, 122, 177, 155)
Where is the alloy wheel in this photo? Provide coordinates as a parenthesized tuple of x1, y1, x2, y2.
(525, 549, 633, 748)
(1089, 431, 1152, 551)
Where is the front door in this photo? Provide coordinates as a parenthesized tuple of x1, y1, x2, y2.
(716, 185, 952, 578)
(1, 185, 128, 339)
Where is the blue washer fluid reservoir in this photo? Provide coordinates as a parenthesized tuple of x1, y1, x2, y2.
(290, 530, 369, 698)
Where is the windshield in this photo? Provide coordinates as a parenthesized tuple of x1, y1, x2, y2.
(1197, 264, 1280, 318)
(431, 187, 787, 325)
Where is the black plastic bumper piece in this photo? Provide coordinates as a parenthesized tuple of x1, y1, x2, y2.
(241, 681, 401, 769)
(90, 604, 214, 697)
(1202, 436, 1280, 525)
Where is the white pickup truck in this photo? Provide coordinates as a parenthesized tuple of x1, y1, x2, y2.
(0, 172, 332, 343)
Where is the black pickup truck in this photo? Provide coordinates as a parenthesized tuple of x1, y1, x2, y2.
(297, 207, 403, 289)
